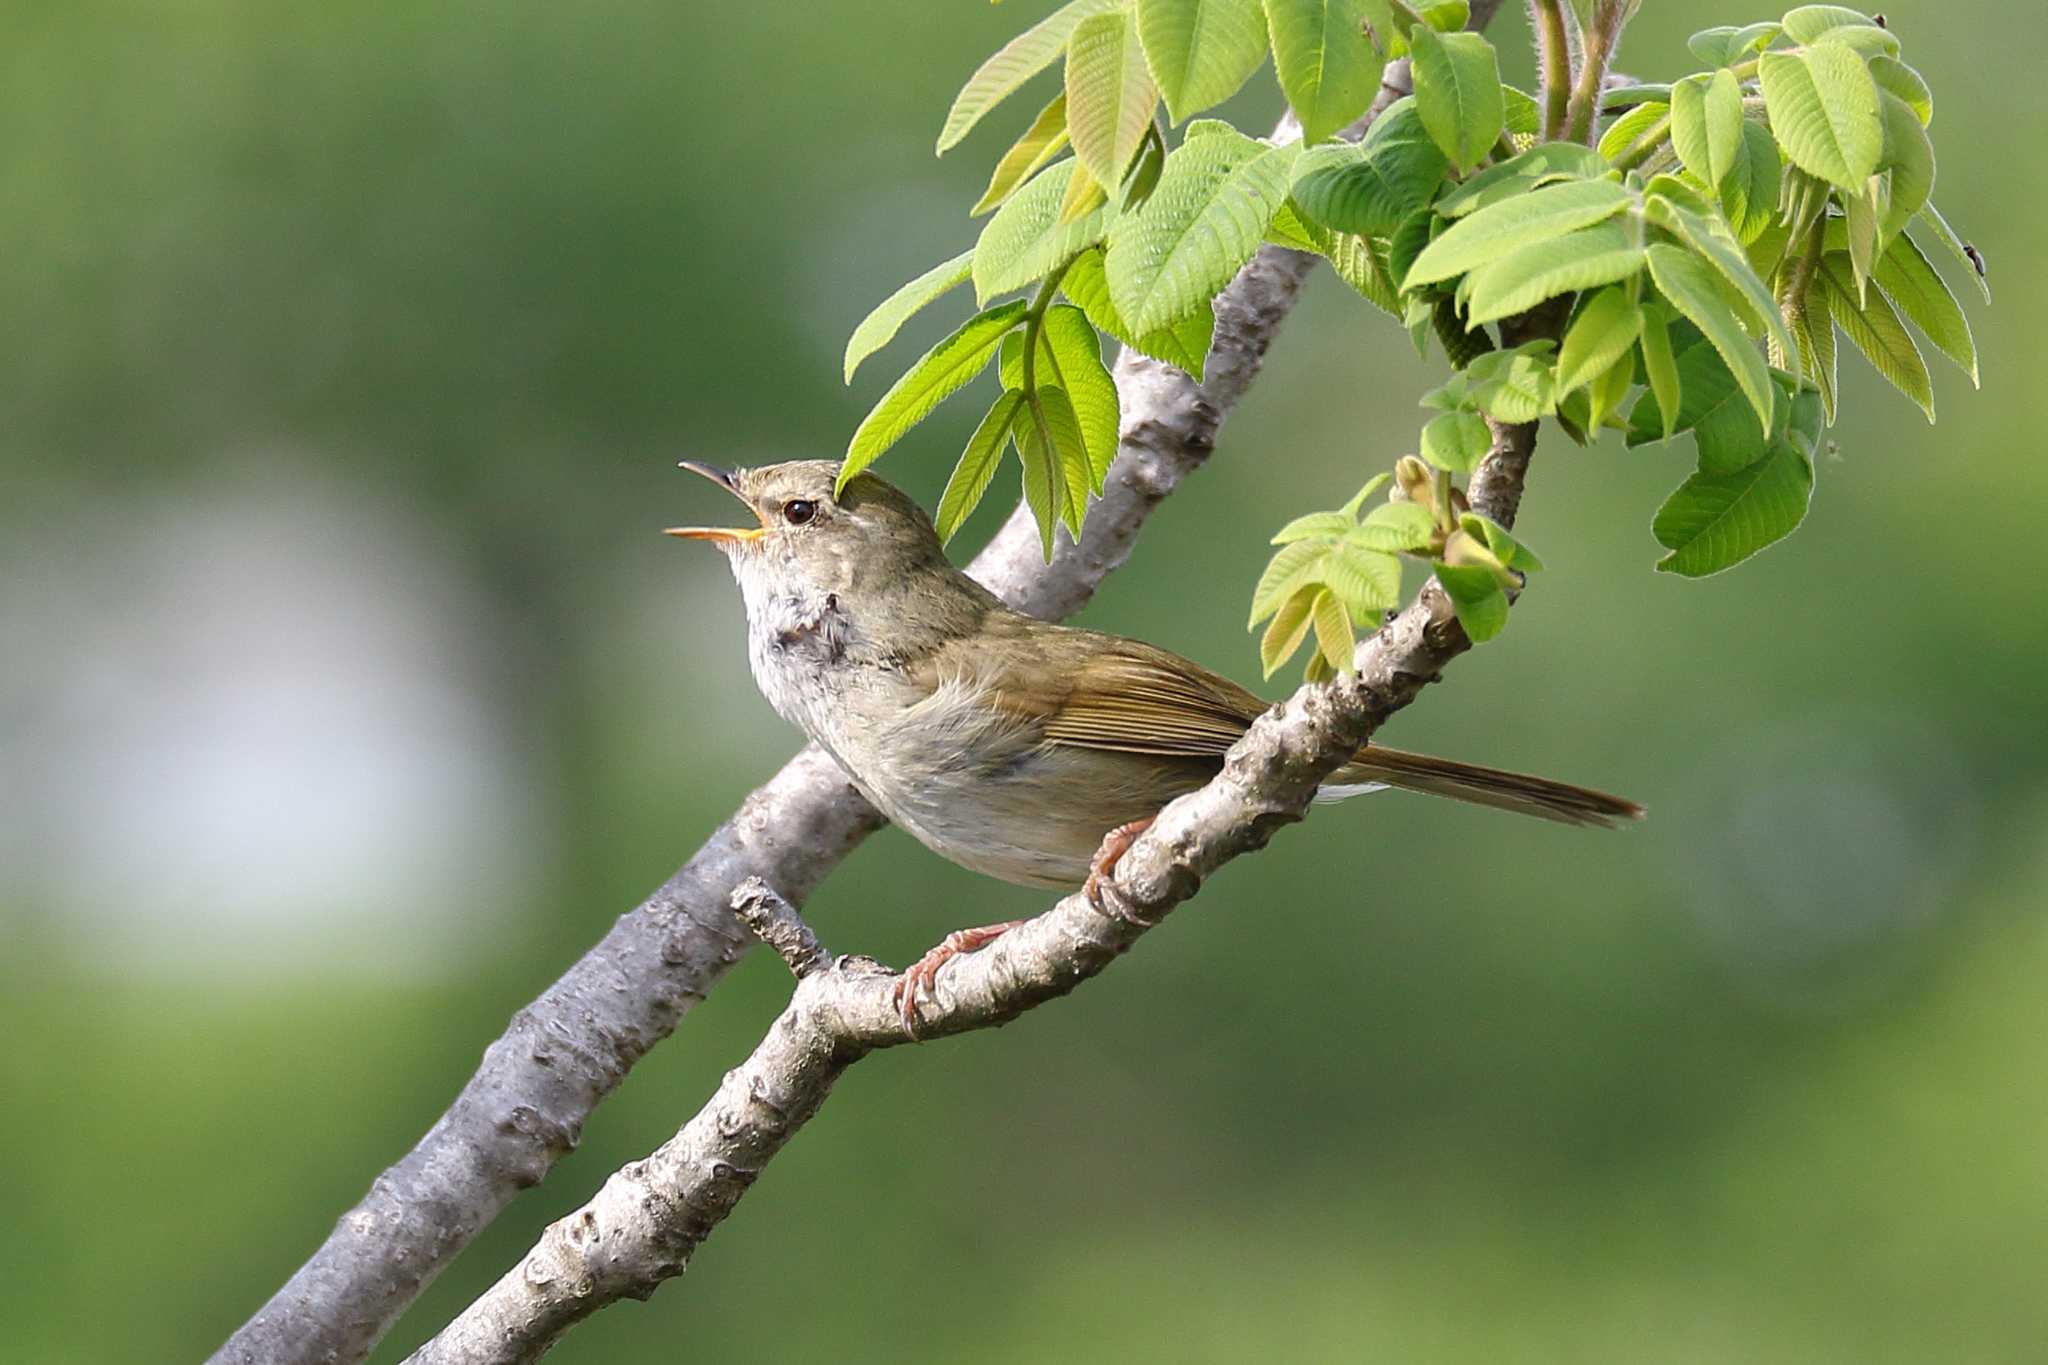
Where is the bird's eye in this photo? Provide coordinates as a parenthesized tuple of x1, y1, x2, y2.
(782, 499, 817, 526)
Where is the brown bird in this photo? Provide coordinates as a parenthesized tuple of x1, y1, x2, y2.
(669, 460, 1641, 1028)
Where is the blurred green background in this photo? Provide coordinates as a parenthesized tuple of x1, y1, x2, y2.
(2, 2, 2042, 1361)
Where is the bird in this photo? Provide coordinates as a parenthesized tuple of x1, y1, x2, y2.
(667, 459, 1641, 1029)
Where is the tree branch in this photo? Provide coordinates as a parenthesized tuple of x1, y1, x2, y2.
(398, 507, 1517, 1364)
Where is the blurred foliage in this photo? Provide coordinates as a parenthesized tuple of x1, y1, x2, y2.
(1, 1, 2044, 1362)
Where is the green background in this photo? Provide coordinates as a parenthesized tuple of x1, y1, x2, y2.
(3, 3, 2042, 1361)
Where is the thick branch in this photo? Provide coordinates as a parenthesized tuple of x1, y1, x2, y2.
(400, 533, 1505, 1365)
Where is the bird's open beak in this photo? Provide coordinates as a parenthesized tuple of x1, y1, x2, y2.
(664, 461, 767, 545)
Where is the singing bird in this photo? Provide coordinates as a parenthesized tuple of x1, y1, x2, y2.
(668, 460, 1640, 1026)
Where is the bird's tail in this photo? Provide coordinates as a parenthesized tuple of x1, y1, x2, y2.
(1321, 745, 1644, 829)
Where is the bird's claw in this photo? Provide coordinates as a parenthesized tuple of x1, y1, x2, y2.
(891, 921, 1025, 1039)
(1083, 818, 1157, 927)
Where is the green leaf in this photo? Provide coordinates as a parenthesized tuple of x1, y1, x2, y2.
(1598, 100, 1668, 165)
(1556, 285, 1643, 395)
(1637, 302, 1681, 441)
(1652, 439, 1814, 576)
(1460, 512, 1543, 573)
(844, 249, 976, 384)
(1321, 540, 1403, 618)
(1877, 90, 1933, 239)
(1646, 242, 1772, 435)
(1875, 231, 1977, 385)
(1271, 510, 1356, 544)
(1019, 382, 1092, 541)
(1434, 141, 1607, 219)
(1686, 22, 1780, 69)
(1324, 230, 1402, 313)
(1018, 410, 1064, 559)
(1818, 252, 1934, 420)
(1351, 501, 1438, 551)
(1718, 119, 1782, 244)
(1289, 100, 1447, 236)
(1460, 220, 1645, 327)
(939, 0, 1120, 153)
(1339, 472, 1393, 516)
(973, 94, 1072, 216)
(1466, 343, 1557, 423)
(1260, 582, 1320, 676)
(1419, 409, 1491, 473)
(1915, 202, 1989, 304)
(1432, 562, 1509, 641)
(1868, 55, 1932, 127)
(1061, 246, 1216, 380)
(1786, 265, 1838, 422)
(1000, 305, 1123, 486)
(841, 301, 1028, 490)
(1587, 345, 1636, 433)
(1500, 82, 1540, 138)
(1104, 126, 1296, 334)
(1310, 587, 1355, 674)
(1138, 0, 1269, 123)
(1781, 5, 1898, 56)
(1407, 25, 1503, 174)
(1249, 539, 1326, 624)
(1646, 197, 1798, 373)
(1406, 178, 1631, 288)
(936, 390, 1028, 543)
(1758, 46, 1882, 190)
(1067, 9, 1159, 197)
(1669, 69, 1743, 187)
(1262, 0, 1390, 145)
(973, 160, 1114, 303)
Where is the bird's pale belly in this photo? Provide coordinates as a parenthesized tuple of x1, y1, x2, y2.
(816, 675, 1216, 890)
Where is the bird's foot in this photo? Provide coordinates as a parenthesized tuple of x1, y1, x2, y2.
(893, 920, 1026, 1039)
(1084, 817, 1157, 926)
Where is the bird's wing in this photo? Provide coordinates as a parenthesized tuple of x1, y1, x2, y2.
(998, 633, 1268, 758)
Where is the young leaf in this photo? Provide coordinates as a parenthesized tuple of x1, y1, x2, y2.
(973, 94, 1072, 216)
(999, 305, 1122, 487)
(1407, 24, 1503, 174)
(1875, 231, 1977, 385)
(1419, 409, 1491, 474)
(1262, 0, 1389, 145)
(1260, 582, 1320, 676)
(1067, 9, 1159, 198)
(1324, 230, 1403, 314)
(842, 301, 1029, 489)
(1556, 286, 1643, 395)
(1781, 6, 1898, 56)
(1310, 587, 1355, 675)
(1677, 69, 1743, 186)
(1104, 127, 1297, 334)
(1646, 197, 1798, 371)
(1018, 414, 1065, 558)
(1652, 439, 1813, 577)
(1138, 0, 1269, 124)
(1352, 500, 1438, 551)
(1877, 91, 1934, 239)
(1467, 345, 1557, 423)
(1686, 22, 1780, 69)
(1598, 101, 1669, 165)
(844, 249, 975, 384)
(1868, 55, 1932, 127)
(1019, 382, 1092, 541)
(1340, 471, 1393, 515)
(973, 159, 1113, 302)
(1758, 46, 1882, 190)
(1460, 513, 1543, 574)
(1637, 302, 1681, 440)
(1271, 510, 1357, 544)
(1249, 539, 1325, 624)
(1782, 269, 1838, 422)
(1405, 178, 1632, 287)
(1061, 246, 1217, 380)
(1819, 253, 1934, 420)
(1461, 220, 1645, 327)
(1321, 541, 1402, 617)
(939, 0, 1120, 153)
(1586, 345, 1636, 433)
(1432, 562, 1509, 641)
(1646, 242, 1772, 435)
(1434, 141, 1607, 219)
(1719, 119, 1782, 244)
(1914, 202, 1990, 304)
(1289, 100, 1447, 236)
(936, 390, 1028, 542)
